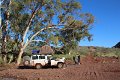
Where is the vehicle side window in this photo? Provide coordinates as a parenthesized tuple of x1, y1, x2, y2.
(39, 56, 45, 59)
(32, 56, 38, 60)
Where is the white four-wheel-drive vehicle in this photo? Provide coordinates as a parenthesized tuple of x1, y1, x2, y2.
(23, 55, 65, 69)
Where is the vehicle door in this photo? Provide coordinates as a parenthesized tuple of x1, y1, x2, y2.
(50, 57, 58, 66)
(31, 55, 39, 66)
(39, 56, 47, 65)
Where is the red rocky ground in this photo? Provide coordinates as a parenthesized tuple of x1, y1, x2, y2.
(0, 55, 120, 80)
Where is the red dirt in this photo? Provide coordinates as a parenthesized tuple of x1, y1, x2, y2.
(0, 56, 120, 80)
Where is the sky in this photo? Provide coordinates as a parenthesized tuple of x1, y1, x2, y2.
(79, 0, 120, 48)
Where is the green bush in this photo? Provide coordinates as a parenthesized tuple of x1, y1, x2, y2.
(53, 47, 120, 60)
(53, 48, 86, 60)
(93, 47, 120, 57)
(0, 55, 3, 64)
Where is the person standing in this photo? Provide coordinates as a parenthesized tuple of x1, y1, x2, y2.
(78, 55, 80, 65)
(73, 55, 81, 65)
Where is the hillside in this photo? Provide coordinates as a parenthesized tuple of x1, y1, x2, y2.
(113, 42, 120, 48)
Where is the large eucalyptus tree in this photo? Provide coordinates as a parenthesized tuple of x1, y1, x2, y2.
(1, 0, 94, 65)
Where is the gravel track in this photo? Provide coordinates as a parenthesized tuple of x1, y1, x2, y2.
(0, 63, 120, 80)
(0, 57, 120, 80)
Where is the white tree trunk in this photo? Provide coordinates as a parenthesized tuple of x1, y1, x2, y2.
(16, 41, 25, 66)
(17, 47, 24, 66)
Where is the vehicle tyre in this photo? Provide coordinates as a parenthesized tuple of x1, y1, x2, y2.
(35, 64, 42, 69)
(57, 63, 64, 68)
(24, 60, 30, 66)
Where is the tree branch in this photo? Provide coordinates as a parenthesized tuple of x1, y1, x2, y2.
(31, 40, 44, 42)
(22, 5, 42, 43)
(23, 26, 56, 49)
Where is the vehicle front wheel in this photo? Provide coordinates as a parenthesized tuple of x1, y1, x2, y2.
(57, 63, 64, 68)
(35, 64, 42, 69)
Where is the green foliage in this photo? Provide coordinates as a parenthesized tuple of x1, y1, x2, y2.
(78, 46, 90, 55)
(62, 41, 78, 54)
(49, 35, 59, 46)
(9, 0, 83, 40)
(53, 49, 79, 60)
(0, 56, 3, 64)
(94, 47, 120, 57)
(53, 47, 120, 61)
(77, 46, 120, 57)
(53, 47, 88, 60)
(59, 12, 94, 54)
(0, 29, 2, 51)
(7, 54, 13, 64)
(1, 0, 95, 65)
